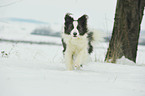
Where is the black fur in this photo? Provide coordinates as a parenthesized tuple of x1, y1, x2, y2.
(64, 13, 88, 36)
(77, 15, 88, 35)
(62, 39, 66, 54)
(87, 32, 93, 54)
(64, 13, 74, 35)
(87, 32, 93, 41)
(63, 13, 93, 54)
(88, 41, 93, 54)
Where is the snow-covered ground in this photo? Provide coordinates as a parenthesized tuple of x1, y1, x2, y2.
(0, 19, 61, 44)
(0, 21, 145, 96)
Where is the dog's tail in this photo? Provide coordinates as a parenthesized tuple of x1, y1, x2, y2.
(88, 29, 105, 44)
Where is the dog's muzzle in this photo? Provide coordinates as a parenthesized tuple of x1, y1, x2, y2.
(73, 32, 77, 37)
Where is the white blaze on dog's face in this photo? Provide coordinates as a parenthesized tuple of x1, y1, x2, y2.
(71, 21, 79, 38)
(64, 13, 88, 38)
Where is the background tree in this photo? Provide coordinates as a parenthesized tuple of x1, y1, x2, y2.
(105, 0, 145, 63)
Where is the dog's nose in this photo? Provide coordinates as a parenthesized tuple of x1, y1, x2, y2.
(73, 32, 77, 36)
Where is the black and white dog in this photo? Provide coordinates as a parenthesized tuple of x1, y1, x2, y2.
(62, 13, 99, 70)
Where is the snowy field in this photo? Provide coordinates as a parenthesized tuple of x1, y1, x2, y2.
(0, 21, 145, 96)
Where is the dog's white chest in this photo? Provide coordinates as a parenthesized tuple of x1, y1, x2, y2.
(68, 38, 88, 52)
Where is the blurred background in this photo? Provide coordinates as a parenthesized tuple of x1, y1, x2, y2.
(0, 0, 144, 44)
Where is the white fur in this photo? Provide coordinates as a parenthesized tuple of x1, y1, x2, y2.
(89, 29, 105, 47)
(70, 21, 80, 37)
(62, 33, 89, 70)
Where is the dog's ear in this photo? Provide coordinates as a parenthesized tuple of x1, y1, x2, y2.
(64, 13, 74, 23)
(78, 15, 88, 25)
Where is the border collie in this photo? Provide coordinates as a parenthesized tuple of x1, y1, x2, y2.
(62, 13, 98, 70)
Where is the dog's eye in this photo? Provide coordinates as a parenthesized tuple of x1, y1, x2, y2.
(77, 26, 80, 30)
(77, 25, 82, 31)
(66, 23, 73, 29)
(69, 23, 73, 27)
(65, 23, 74, 34)
(69, 23, 74, 30)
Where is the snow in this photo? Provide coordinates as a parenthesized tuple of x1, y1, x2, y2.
(0, 21, 61, 45)
(0, 21, 145, 96)
(116, 56, 135, 65)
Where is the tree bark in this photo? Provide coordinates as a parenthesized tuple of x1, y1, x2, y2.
(105, 0, 144, 63)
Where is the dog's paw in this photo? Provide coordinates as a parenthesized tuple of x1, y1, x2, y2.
(74, 64, 80, 68)
(74, 64, 83, 67)
(74, 64, 83, 70)
(80, 64, 83, 67)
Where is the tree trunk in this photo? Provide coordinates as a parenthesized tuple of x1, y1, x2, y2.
(105, 0, 145, 63)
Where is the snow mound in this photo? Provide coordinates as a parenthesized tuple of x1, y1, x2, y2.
(116, 56, 135, 65)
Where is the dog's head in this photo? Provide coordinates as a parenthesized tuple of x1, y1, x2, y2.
(64, 13, 88, 38)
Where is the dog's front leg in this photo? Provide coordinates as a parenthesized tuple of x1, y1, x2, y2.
(65, 49, 74, 70)
(74, 49, 88, 69)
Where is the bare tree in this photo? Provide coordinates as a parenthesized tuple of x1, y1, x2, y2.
(105, 0, 145, 63)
